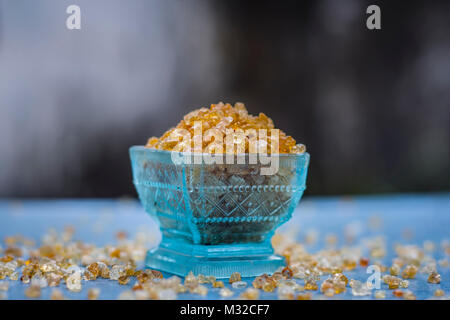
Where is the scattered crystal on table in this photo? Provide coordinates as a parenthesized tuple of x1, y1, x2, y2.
(0, 194, 449, 300)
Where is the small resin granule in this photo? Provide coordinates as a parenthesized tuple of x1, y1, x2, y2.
(422, 262, 437, 274)
(342, 259, 357, 271)
(252, 276, 265, 289)
(320, 279, 333, 294)
(184, 271, 198, 289)
(401, 265, 418, 279)
(132, 281, 144, 290)
(332, 280, 346, 294)
(149, 270, 163, 279)
(50, 289, 65, 300)
(117, 290, 135, 300)
(229, 272, 241, 284)
(349, 279, 358, 288)
(304, 280, 318, 291)
(281, 266, 294, 278)
(240, 288, 260, 300)
(135, 290, 150, 300)
(333, 273, 349, 286)
(157, 288, 177, 300)
(325, 234, 338, 247)
(118, 275, 130, 285)
(277, 285, 296, 300)
(383, 275, 401, 289)
(439, 259, 449, 268)
(66, 272, 82, 292)
(271, 272, 284, 282)
(219, 287, 234, 298)
(47, 273, 61, 287)
(374, 290, 386, 299)
(25, 285, 41, 298)
(427, 272, 441, 284)
(20, 275, 30, 284)
(9, 272, 19, 281)
(192, 285, 208, 296)
(110, 265, 125, 280)
(0, 281, 9, 291)
(212, 281, 224, 288)
(87, 262, 100, 278)
(87, 288, 100, 300)
(434, 289, 445, 297)
(403, 290, 416, 300)
(296, 293, 312, 300)
(350, 280, 371, 296)
(136, 271, 150, 284)
(393, 290, 403, 298)
(389, 264, 401, 276)
(262, 281, 276, 292)
(231, 281, 247, 289)
(423, 240, 435, 252)
(370, 247, 386, 259)
(84, 270, 96, 281)
(99, 263, 110, 279)
(31, 275, 48, 288)
(116, 230, 128, 241)
(197, 274, 209, 284)
(359, 258, 369, 267)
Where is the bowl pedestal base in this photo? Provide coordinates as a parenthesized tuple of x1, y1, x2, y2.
(145, 237, 285, 279)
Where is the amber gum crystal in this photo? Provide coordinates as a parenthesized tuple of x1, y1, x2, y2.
(4, 216, 447, 300)
(359, 257, 369, 267)
(401, 265, 418, 279)
(427, 272, 441, 284)
(393, 290, 403, 298)
(434, 289, 445, 297)
(297, 292, 312, 300)
(229, 272, 242, 284)
(212, 281, 225, 288)
(240, 288, 260, 300)
(145, 102, 306, 155)
(304, 280, 318, 291)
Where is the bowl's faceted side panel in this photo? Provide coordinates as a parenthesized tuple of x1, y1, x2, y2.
(184, 157, 308, 244)
(130, 149, 193, 241)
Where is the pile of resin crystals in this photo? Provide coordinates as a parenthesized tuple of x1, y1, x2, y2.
(0, 227, 448, 300)
(268, 232, 449, 300)
(145, 102, 306, 154)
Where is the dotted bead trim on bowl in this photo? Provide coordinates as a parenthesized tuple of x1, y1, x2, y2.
(134, 180, 182, 190)
(134, 183, 304, 193)
(192, 215, 284, 223)
(133, 181, 305, 197)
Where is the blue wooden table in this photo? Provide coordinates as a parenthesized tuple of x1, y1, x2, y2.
(1, 194, 449, 300)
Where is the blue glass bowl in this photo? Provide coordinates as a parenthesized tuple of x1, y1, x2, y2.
(130, 146, 309, 278)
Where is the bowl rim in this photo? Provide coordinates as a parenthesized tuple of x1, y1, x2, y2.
(129, 145, 309, 159)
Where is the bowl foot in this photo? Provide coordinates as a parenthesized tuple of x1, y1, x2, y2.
(145, 238, 285, 278)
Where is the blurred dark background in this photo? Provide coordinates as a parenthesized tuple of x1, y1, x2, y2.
(0, 0, 449, 198)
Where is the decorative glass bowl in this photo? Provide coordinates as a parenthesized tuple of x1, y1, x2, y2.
(130, 146, 309, 278)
